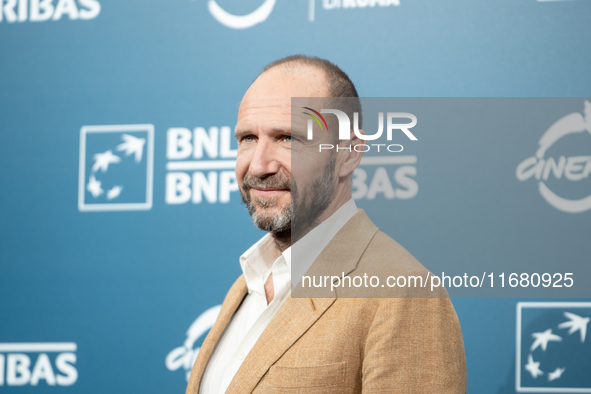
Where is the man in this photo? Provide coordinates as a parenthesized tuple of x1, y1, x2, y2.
(186, 55, 466, 393)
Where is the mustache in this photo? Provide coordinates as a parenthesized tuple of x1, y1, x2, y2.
(242, 173, 291, 192)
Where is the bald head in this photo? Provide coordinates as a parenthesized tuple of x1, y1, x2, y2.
(242, 55, 362, 130)
(260, 55, 360, 100)
(242, 63, 330, 109)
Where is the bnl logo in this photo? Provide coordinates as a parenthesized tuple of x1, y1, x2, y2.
(516, 302, 591, 392)
(78, 124, 154, 212)
(165, 126, 239, 204)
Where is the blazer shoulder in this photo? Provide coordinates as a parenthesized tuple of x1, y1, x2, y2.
(221, 274, 247, 305)
(228, 274, 247, 293)
(362, 230, 428, 275)
(350, 230, 449, 298)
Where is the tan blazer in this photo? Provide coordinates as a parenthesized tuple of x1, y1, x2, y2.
(186, 210, 467, 393)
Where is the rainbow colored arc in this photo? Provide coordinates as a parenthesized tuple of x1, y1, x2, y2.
(302, 107, 328, 131)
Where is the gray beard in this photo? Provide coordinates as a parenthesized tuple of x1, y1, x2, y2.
(240, 155, 336, 237)
(247, 196, 292, 234)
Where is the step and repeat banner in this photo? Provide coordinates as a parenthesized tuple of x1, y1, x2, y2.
(1, 0, 590, 393)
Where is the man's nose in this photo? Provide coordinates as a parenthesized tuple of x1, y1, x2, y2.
(248, 139, 281, 178)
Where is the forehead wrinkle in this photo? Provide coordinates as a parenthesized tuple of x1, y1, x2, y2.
(237, 103, 293, 132)
(238, 98, 292, 120)
(241, 97, 292, 107)
(239, 105, 292, 115)
(236, 115, 291, 134)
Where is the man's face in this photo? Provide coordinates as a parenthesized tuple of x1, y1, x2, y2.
(235, 66, 336, 234)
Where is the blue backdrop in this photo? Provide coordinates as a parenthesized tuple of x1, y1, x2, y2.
(1, 0, 590, 392)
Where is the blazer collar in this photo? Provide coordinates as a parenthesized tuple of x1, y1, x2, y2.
(186, 276, 248, 394)
(291, 208, 379, 298)
(225, 209, 379, 393)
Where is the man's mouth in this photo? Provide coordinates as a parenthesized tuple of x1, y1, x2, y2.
(250, 187, 289, 198)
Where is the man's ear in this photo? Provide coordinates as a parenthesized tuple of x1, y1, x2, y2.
(337, 129, 365, 178)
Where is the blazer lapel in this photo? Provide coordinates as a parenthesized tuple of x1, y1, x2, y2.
(224, 296, 336, 394)
(186, 275, 248, 394)
(225, 209, 379, 393)
(292, 209, 379, 298)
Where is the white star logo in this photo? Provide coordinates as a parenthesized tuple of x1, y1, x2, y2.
(92, 150, 121, 173)
(116, 134, 146, 163)
(525, 354, 544, 379)
(548, 367, 565, 382)
(106, 186, 123, 200)
(558, 312, 589, 343)
(531, 328, 562, 352)
(86, 175, 103, 198)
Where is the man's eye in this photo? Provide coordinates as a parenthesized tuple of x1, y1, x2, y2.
(242, 136, 255, 143)
(283, 135, 293, 142)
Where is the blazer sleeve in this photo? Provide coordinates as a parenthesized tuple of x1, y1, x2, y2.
(362, 297, 467, 393)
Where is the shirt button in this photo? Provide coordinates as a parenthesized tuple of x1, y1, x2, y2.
(238, 351, 247, 359)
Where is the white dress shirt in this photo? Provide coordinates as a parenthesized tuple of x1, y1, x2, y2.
(199, 199, 358, 394)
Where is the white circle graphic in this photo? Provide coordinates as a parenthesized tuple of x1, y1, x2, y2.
(208, 0, 276, 29)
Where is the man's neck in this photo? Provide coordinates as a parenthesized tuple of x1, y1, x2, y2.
(270, 190, 352, 253)
(271, 230, 291, 253)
